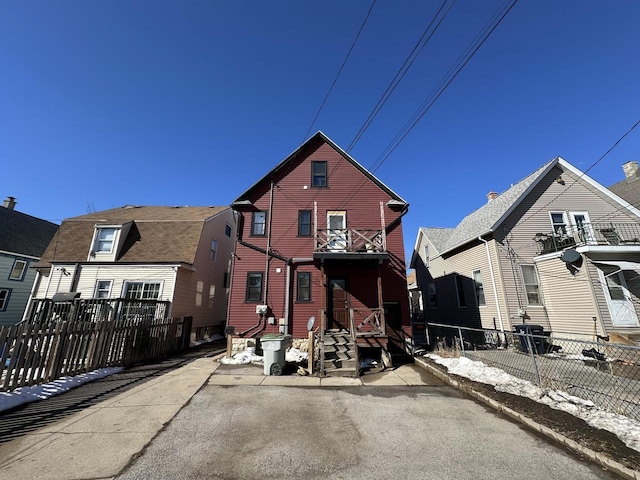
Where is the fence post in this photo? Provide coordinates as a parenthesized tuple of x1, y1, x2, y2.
(525, 333, 541, 384)
(458, 327, 465, 357)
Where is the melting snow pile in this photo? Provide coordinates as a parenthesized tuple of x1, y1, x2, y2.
(220, 348, 263, 365)
(427, 354, 640, 453)
(0, 367, 123, 413)
(285, 348, 308, 363)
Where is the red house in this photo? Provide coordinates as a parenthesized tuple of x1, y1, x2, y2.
(228, 132, 410, 375)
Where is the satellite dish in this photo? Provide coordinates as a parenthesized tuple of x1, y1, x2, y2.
(561, 249, 581, 263)
(307, 316, 315, 331)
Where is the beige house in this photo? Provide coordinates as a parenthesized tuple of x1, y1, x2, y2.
(411, 157, 640, 342)
(31, 205, 236, 341)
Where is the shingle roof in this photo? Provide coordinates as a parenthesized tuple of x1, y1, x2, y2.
(609, 177, 640, 209)
(421, 159, 557, 256)
(37, 205, 229, 267)
(0, 206, 58, 258)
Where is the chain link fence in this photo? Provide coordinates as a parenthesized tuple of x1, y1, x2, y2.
(427, 322, 640, 422)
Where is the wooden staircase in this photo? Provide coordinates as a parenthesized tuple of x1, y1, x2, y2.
(322, 329, 358, 377)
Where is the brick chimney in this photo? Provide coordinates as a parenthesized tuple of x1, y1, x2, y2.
(2, 196, 16, 210)
(623, 161, 639, 180)
(487, 191, 499, 202)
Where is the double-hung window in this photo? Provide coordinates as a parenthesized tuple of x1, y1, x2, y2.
(210, 239, 218, 261)
(251, 211, 267, 236)
(427, 283, 437, 309)
(245, 272, 264, 302)
(297, 272, 311, 302)
(225, 223, 232, 237)
(9, 259, 28, 281)
(473, 270, 486, 306)
(311, 161, 327, 187)
(298, 210, 312, 236)
(549, 212, 567, 235)
(423, 245, 430, 267)
(520, 265, 541, 305)
(95, 227, 116, 253)
(94, 280, 112, 299)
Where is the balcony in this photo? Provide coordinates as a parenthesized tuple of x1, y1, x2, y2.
(313, 228, 387, 262)
(535, 222, 640, 255)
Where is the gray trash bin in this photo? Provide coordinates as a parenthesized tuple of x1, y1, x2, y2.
(261, 334, 292, 376)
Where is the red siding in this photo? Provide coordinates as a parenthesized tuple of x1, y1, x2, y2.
(228, 137, 409, 339)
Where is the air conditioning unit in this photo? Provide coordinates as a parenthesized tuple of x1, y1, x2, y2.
(256, 305, 268, 315)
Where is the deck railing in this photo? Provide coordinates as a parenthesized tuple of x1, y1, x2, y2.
(535, 222, 640, 255)
(315, 228, 386, 254)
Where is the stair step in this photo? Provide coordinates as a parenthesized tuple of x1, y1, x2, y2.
(325, 351, 354, 361)
(325, 358, 357, 369)
(324, 366, 358, 377)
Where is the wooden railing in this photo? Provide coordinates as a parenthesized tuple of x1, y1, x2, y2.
(353, 307, 385, 336)
(0, 298, 191, 392)
(535, 222, 640, 255)
(315, 228, 386, 254)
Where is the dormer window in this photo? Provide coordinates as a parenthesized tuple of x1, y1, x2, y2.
(95, 227, 116, 253)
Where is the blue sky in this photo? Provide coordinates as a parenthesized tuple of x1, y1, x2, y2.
(2, 1, 639, 262)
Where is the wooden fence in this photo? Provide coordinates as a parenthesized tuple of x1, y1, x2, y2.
(0, 298, 192, 392)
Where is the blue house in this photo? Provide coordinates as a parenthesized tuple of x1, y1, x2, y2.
(0, 197, 58, 326)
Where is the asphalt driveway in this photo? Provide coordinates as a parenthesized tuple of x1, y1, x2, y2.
(116, 381, 617, 480)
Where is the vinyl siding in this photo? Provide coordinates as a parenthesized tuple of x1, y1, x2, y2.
(0, 253, 38, 326)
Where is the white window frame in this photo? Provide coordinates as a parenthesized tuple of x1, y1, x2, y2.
(549, 211, 568, 236)
(423, 245, 430, 267)
(327, 211, 347, 251)
(9, 259, 28, 281)
(94, 280, 113, 299)
(520, 264, 542, 306)
(568, 211, 595, 244)
(122, 281, 163, 300)
(94, 227, 117, 253)
(473, 270, 486, 307)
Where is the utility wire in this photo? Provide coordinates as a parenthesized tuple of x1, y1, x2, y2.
(346, 0, 455, 152)
(302, 0, 377, 142)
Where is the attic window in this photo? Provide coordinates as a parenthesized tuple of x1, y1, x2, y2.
(95, 227, 117, 253)
(311, 161, 327, 187)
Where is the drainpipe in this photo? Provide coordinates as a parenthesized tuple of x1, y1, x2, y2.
(263, 181, 274, 305)
(478, 236, 505, 335)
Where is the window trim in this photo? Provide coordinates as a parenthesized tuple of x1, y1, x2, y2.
(0, 288, 10, 311)
(94, 280, 113, 299)
(455, 275, 466, 308)
(9, 259, 28, 281)
(296, 271, 312, 302)
(93, 226, 118, 254)
(549, 211, 568, 236)
(298, 210, 312, 237)
(245, 272, 264, 303)
(520, 264, 542, 306)
(472, 269, 486, 307)
(122, 281, 163, 300)
(311, 161, 328, 188)
(250, 211, 267, 237)
(423, 245, 430, 268)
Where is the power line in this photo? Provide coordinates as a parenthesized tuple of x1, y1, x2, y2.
(346, 0, 456, 153)
(301, 0, 377, 143)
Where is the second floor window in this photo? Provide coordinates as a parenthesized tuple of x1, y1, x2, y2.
(427, 282, 437, 309)
(311, 161, 327, 187)
(550, 212, 567, 235)
(298, 210, 312, 236)
(9, 259, 28, 281)
(94, 280, 112, 299)
(210, 239, 218, 261)
(0, 288, 10, 311)
(251, 211, 267, 236)
(456, 275, 466, 308)
(124, 281, 161, 300)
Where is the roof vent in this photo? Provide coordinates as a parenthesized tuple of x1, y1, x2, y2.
(2, 196, 16, 210)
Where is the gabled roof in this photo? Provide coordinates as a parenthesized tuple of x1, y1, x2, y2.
(233, 131, 407, 205)
(0, 206, 58, 258)
(37, 205, 229, 267)
(609, 176, 640, 209)
(418, 157, 640, 258)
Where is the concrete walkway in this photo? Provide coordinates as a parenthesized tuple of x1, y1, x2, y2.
(0, 355, 438, 480)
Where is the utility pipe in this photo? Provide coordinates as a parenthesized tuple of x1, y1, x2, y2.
(263, 181, 274, 304)
(478, 236, 505, 335)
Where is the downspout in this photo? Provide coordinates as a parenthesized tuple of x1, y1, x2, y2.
(478, 236, 505, 335)
(263, 181, 274, 305)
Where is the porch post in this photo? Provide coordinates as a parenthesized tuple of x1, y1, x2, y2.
(377, 260, 385, 335)
(320, 261, 326, 336)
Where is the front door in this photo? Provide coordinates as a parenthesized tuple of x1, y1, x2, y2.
(603, 271, 639, 327)
(328, 277, 349, 331)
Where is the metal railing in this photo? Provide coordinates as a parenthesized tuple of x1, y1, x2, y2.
(427, 322, 640, 422)
(534, 222, 640, 254)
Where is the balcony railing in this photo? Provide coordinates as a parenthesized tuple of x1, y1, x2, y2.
(314, 228, 386, 254)
(535, 222, 640, 254)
